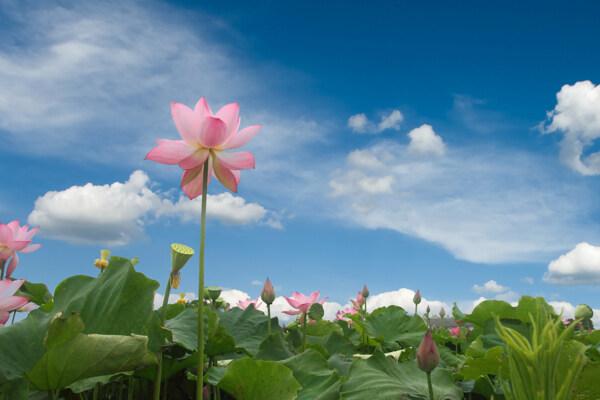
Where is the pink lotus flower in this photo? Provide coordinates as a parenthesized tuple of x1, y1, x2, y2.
(237, 297, 262, 310)
(334, 307, 359, 325)
(350, 291, 365, 310)
(283, 291, 328, 315)
(450, 327, 461, 338)
(145, 98, 261, 199)
(0, 279, 29, 325)
(0, 221, 41, 278)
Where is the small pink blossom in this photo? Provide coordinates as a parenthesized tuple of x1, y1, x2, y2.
(450, 327, 461, 338)
(283, 291, 328, 315)
(0, 221, 41, 278)
(145, 98, 260, 199)
(0, 279, 29, 325)
(334, 307, 359, 325)
(350, 291, 365, 310)
(561, 317, 571, 327)
(237, 297, 262, 310)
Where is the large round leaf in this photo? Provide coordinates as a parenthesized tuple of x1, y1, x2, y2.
(217, 357, 300, 400)
(280, 350, 341, 400)
(340, 348, 462, 400)
(218, 306, 281, 356)
(0, 257, 166, 385)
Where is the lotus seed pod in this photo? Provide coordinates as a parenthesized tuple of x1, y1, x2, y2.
(362, 284, 370, 299)
(308, 303, 324, 321)
(100, 250, 111, 260)
(417, 330, 440, 373)
(413, 289, 421, 305)
(170, 243, 194, 273)
(203, 287, 211, 300)
(261, 278, 276, 305)
(575, 304, 593, 320)
(207, 286, 221, 301)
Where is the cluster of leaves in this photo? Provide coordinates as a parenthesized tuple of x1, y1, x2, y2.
(0, 257, 599, 400)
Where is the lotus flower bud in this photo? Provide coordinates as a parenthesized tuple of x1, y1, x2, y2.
(413, 289, 421, 305)
(417, 330, 439, 373)
(426, 305, 431, 314)
(439, 307, 446, 318)
(261, 278, 275, 305)
(170, 243, 194, 273)
(575, 304, 593, 320)
(207, 286, 221, 302)
(362, 284, 370, 299)
(308, 303, 324, 321)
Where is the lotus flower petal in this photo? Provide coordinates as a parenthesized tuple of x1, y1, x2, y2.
(179, 149, 210, 170)
(221, 125, 261, 150)
(212, 156, 238, 193)
(199, 117, 228, 148)
(171, 102, 202, 146)
(215, 103, 239, 134)
(214, 151, 255, 170)
(145, 140, 194, 165)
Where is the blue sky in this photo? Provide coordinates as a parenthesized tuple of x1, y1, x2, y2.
(2, 0, 600, 323)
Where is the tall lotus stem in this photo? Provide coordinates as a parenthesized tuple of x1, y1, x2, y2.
(197, 160, 209, 400)
(153, 278, 172, 400)
(426, 372, 434, 400)
(261, 278, 275, 339)
(267, 305, 272, 337)
(301, 312, 307, 352)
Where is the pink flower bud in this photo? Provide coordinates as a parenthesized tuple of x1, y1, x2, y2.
(261, 277, 275, 305)
(439, 307, 445, 318)
(417, 330, 439, 373)
(361, 284, 370, 299)
(413, 289, 421, 305)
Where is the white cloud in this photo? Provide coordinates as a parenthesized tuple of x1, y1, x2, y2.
(28, 170, 280, 245)
(522, 277, 534, 284)
(364, 288, 449, 315)
(251, 280, 262, 286)
(154, 292, 197, 309)
(543, 242, 600, 285)
(542, 81, 600, 175)
(347, 110, 404, 134)
(473, 280, 508, 294)
(407, 124, 445, 156)
(328, 140, 598, 263)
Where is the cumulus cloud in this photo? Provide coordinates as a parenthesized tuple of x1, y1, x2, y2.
(363, 288, 449, 315)
(407, 124, 445, 156)
(328, 140, 598, 263)
(28, 170, 280, 245)
(542, 81, 600, 175)
(348, 110, 404, 134)
(472, 280, 508, 294)
(543, 242, 600, 285)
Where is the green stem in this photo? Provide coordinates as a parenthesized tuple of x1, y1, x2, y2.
(302, 312, 307, 352)
(0, 259, 6, 280)
(426, 371, 434, 400)
(415, 304, 418, 315)
(197, 159, 209, 400)
(10, 311, 16, 325)
(117, 377, 124, 400)
(48, 390, 55, 400)
(154, 278, 172, 400)
(267, 304, 272, 339)
(127, 374, 134, 400)
(93, 382, 100, 400)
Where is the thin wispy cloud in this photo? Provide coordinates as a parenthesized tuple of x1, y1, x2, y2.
(328, 136, 599, 263)
(348, 110, 404, 134)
